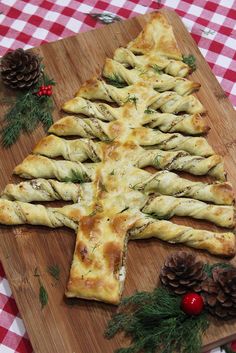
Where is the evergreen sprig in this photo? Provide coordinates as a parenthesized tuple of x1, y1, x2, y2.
(203, 262, 233, 277)
(105, 287, 208, 353)
(182, 54, 196, 72)
(1, 71, 55, 147)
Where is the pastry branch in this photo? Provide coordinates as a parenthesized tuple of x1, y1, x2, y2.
(129, 217, 235, 257)
(149, 91, 204, 114)
(142, 194, 235, 228)
(42, 126, 213, 158)
(62, 96, 209, 135)
(134, 170, 234, 205)
(143, 111, 209, 135)
(33, 135, 102, 162)
(114, 47, 190, 78)
(76, 78, 204, 114)
(0, 199, 77, 230)
(132, 127, 214, 156)
(13, 155, 95, 182)
(103, 58, 200, 96)
(62, 96, 120, 121)
(136, 149, 225, 180)
(48, 116, 110, 140)
(1, 179, 84, 202)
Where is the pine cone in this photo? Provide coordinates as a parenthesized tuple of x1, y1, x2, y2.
(160, 252, 206, 295)
(0, 48, 41, 89)
(201, 267, 236, 318)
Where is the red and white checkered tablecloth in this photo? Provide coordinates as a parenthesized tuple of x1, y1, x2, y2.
(0, 1, 235, 353)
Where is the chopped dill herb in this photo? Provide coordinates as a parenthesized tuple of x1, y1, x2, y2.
(48, 264, 60, 281)
(182, 54, 196, 72)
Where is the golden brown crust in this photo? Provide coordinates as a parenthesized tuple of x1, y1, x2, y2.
(128, 13, 182, 59)
(0, 13, 235, 306)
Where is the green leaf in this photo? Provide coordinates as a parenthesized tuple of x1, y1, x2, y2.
(182, 54, 196, 72)
(144, 108, 155, 114)
(62, 169, 87, 183)
(125, 94, 138, 109)
(39, 283, 48, 309)
(152, 64, 163, 74)
(48, 264, 60, 281)
(106, 74, 127, 88)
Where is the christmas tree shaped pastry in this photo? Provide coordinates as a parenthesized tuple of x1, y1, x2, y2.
(0, 13, 235, 304)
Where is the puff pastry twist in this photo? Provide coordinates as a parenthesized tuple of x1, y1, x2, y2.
(136, 149, 225, 180)
(135, 170, 233, 205)
(142, 194, 235, 228)
(77, 79, 204, 114)
(143, 111, 209, 135)
(129, 217, 235, 256)
(0, 199, 77, 230)
(13, 155, 95, 182)
(114, 47, 190, 78)
(133, 128, 214, 156)
(46, 123, 213, 157)
(49, 116, 110, 140)
(62, 96, 120, 122)
(1, 179, 81, 202)
(103, 58, 200, 96)
(33, 135, 102, 162)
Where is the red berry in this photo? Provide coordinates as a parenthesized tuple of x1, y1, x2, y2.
(47, 85, 52, 89)
(42, 89, 47, 95)
(181, 293, 204, 316)
(37, 91, 43, 97)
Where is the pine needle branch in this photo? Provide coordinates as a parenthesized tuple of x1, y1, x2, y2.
(105, 287, 208, 353)
(1, 70, 55, 147)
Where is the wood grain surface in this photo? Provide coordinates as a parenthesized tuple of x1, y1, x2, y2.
(0, 9, 236, 353)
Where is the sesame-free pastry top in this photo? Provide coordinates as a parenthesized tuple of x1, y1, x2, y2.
(0, 13, 235, 304)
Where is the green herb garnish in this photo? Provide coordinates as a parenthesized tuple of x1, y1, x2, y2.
(33, 267, 48, 309)
(39, 284, 48, 309)
(106, 74, 127, 88)
(182, 54, 196, 72)
(203, 262, 233, 277)
(105, 287, 208, 353)
(144, 108, 155, 114)
(48, 264, 60, 281)
(125, 94, 138, 109)
(152, 64, 163, 74)
(62, 169, 87, 183)
(1, 71, 55, 147)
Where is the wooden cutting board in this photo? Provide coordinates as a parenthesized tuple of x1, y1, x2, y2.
(1, 9, 236, 353)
